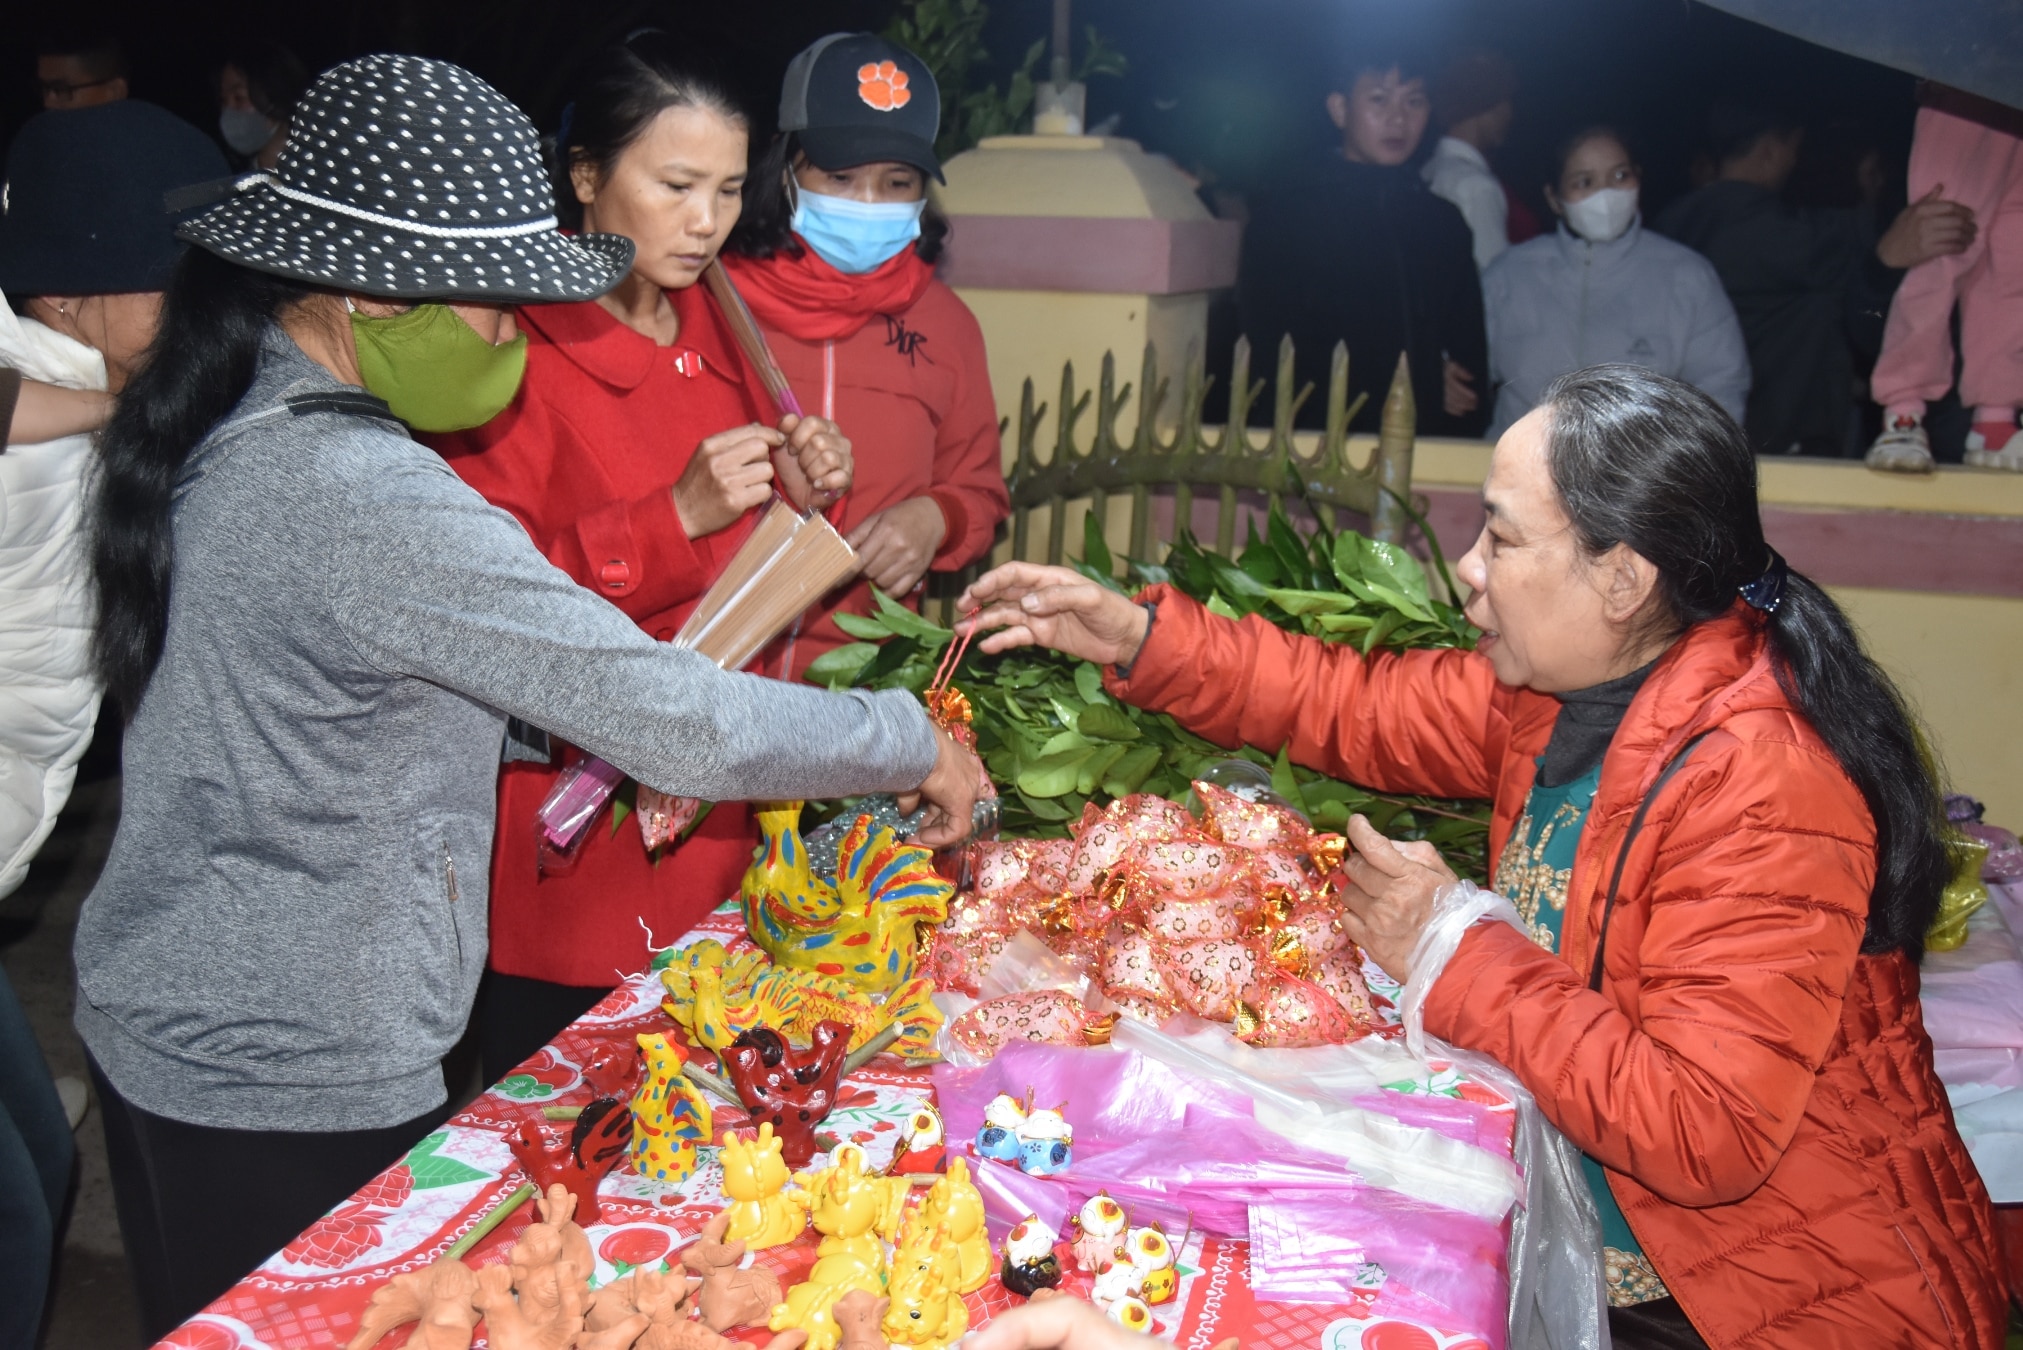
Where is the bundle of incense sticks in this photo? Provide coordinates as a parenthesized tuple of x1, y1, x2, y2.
(675, 498, 858, 671)
(704, 259, 805, 418)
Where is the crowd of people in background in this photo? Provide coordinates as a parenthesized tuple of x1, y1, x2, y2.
(0, 16, 2018, 1346)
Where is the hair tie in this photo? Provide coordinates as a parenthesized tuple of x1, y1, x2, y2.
(1739, 546, 1788, 614)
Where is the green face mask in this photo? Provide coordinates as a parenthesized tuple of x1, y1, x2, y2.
(349, 302, 529, 433)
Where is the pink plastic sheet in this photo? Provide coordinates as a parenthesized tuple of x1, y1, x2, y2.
(933, 1042, 1509, 1343)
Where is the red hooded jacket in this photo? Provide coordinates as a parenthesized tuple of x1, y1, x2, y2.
(1110, 586, 2004, 1349)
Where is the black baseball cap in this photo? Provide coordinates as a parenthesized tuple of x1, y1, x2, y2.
(779, 34, 944, 183)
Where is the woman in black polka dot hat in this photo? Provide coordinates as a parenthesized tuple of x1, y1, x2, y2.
(73, 53, 980, 1334)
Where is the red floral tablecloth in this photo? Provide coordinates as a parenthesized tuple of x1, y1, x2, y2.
(156, 908, 1505, 1350)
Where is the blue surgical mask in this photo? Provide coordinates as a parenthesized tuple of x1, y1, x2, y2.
(791, 192, 926, 274)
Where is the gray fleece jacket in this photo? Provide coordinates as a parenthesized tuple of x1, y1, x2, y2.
(74, 332, 937, 1132)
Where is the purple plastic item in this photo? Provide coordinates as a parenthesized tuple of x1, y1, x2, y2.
(534, 755, 627, 853)
(934, 1043, 1510, 1344)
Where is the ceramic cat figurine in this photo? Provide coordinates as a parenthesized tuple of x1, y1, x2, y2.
(975, 1090, 1028, 1163)
(1015, 1104, 1073, 1176)
(999, 1215, 1063, 1298)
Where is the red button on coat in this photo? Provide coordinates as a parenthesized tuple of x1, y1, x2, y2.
(599, 559, 630, 590)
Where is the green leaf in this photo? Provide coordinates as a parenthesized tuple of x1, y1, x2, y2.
(1265, 588, 1356, 617)
(1359, 609, 1403, 655)
(1206, 593, 1243, 621)
(1038, 729, 1094, 759)
(1019, 748, 1093, 797)
(1073, 662, 1109, 705)
(404, 1131, 490, 1189)
(1082, 511, 1115, 580)
(871, 588, 951, 644)
(1076, 704, 1141, 741)
(804, 642, 879, 687)
(1016, 790, 1073, 821)
(1077, 744, 1130, 795)
(831, 611, 895, 641)
(1357, 537, 1433, 610)
(1270, 743, 1309, 813)
(1102, 745, 1163, 796)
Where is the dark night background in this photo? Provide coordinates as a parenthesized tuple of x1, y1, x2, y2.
(4, 0, 1920, 223)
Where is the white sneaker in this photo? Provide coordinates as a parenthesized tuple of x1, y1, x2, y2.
(54, 1074, 87, 1130)
(1965, 426, 2023, 471)
(1866, 419, 1935, 473)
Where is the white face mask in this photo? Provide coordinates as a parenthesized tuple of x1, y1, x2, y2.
(219, 107, 277, 156)
(1563, 186, 1638, 243)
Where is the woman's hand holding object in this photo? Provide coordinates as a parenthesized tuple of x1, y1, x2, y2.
(673, 423, 785, 537)
(898, 725, 984, 849)
(1339, 813, 1459, 983)
(846, 496, 946, 595)
(775, 412, 853, 512)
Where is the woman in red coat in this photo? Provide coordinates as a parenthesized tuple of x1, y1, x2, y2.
(723, 32, 1009, 677)
(960, 366, 2003, 1348)
(429, 40, 854, 1082)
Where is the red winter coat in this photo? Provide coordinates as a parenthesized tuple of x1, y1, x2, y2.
(722, 248, 1008, 678)
(428, 287, 774, 986)
(1110, 586, 2005, 1349)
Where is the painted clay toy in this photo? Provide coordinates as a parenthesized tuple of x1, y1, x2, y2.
(883, 1224, 969, 1350)
(1089, 1259, 1147, 1314)
(1070, 1191, 1129, 1272)
(1107, 1296, 1156, 1334)
(342, 1254, 480, 1350)
(804, 1146, 906, 1278)
(830, 1289, 890, 1350)
(631, 1033, 714, 1184)
(682, 1211, 785, 1331)
(507, 1095, 631, 1224)
(975, 1090, 1028, 1163)
(899, 1158, 990, 1293)
(588, 1265, 811, 1350)
(1000, 1215, 1063, 1297)
(718, 1123, 808, 1249)
(1127, 1225, 1178, 1305)
(473, 1187, 597, 1350)
(721, 1023, 850, 1169)
(662, 939, 943, 1063)
(742, 802, 953, 993)
(887, 1100, 948, 1176)
(1015, 1104, 1074, 1176)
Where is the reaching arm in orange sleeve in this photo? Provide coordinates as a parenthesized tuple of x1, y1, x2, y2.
(1424, 733, 1873, 1205)
(1104, 585, 1505, 801)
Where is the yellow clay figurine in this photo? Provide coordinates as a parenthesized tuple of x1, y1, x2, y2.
(883, 1224, 969, 1350)
(900, 1157, 991, 1294)
(743, 803, 953, 994)
(800, 1148, 893, 1287)
(630, 1033, 712, 1184)
(718, 1124, 807, 1249)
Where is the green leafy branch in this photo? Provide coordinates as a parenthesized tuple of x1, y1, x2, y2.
(804, 511, 1489, 876)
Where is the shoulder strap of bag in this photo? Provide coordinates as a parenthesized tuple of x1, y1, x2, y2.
(1585, 729, 1717, 992)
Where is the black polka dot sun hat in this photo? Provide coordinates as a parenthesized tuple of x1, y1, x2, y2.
(179, 54, 632, 303)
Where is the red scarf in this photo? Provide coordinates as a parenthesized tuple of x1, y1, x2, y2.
(722, 242, 936, 343)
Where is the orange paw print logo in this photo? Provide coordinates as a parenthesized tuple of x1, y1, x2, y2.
(857, 61, 912, 112)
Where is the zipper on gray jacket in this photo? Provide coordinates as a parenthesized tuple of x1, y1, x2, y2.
(441, 840, 459, 904)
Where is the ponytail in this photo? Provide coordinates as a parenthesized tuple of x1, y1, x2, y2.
(90, 247, 310, 713)
(1539, 365, 1949, 959)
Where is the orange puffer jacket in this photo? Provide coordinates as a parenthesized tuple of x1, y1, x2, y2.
(1110, 586, 2005, 1349)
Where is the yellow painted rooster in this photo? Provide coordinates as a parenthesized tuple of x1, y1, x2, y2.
(742, 803, 954, 993)
(661, 939, 944, 1063)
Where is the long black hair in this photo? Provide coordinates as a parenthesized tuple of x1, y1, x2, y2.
(1538, 364, 1950, 959)
(91, 247, 312, 712)
(727, 130, 949, 265)
(551, 33, 750, 232)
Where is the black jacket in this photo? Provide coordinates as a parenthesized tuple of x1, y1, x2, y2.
(1236, 156, 1488, 436)
(1655, 181, 1865, 456)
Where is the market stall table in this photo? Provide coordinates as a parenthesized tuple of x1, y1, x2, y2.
(154, 908, 1513, 1350)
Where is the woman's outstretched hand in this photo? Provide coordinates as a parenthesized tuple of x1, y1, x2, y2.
(956, 563, 1151, 668)
(1339, 813, 1459, 983)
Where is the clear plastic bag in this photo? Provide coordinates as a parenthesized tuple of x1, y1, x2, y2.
(1398, 880, 1609, 1350)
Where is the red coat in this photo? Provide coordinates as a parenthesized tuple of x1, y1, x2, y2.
(723, 250, 1008, 677)
(1111, 587, 2005, 1349)
(428, 287, 773, 986)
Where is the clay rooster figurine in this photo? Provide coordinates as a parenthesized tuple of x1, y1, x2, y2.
(507, 1096, 631, 1224)
(742, 803, 954, 993)
(721, 1024, 851, 1169)
(631, 1033, 714, 1185)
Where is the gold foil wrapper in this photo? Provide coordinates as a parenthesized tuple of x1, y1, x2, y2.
(1233, 968, 1359, 1047)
